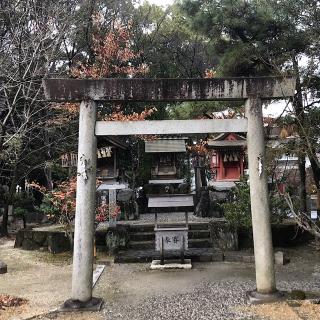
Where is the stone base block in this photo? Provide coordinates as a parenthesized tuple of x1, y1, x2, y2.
(274, 251, 290, 265)
(150, 259, 192, 270)
(246, 290, 287, 305)
(60, 297, 104, 312)
(0, 261, 7, 274)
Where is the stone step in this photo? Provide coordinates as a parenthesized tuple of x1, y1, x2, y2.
(189, 238, 212, 248)
(115, 248, 223, 263)
(128, 222, 209, 234)
(129, 224, 154, 233)
(130, 230, 210, 242)
(188, 230, 210, 239)
(129, 238, 212, 250)
(129, 240, 154, 250)
(189, 223, 210, 231)
(130, 232, 155, 241)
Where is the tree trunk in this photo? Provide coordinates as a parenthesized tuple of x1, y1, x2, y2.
(298, 155, 307, 213)
(0, 203, 9, 236)
(1, 167, 18, 236)
(22, 216, 26, 229)
(317, 189, 320, 216)
(195, 167, 202, 201)
(292, 54, 307, 213)
(309, 153, 320, 214)
(44, 164, 53, 190)
(200, 168, 207, 187)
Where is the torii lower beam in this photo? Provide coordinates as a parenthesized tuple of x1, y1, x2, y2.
(42, 76, 295, 307)
(95, 119, 248, 136)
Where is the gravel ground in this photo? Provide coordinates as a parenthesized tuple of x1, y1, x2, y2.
(101, 278, 320, 320)
(102, 279, 256, 320)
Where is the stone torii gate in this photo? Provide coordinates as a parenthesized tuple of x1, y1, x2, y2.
(43, 76, 295, 309)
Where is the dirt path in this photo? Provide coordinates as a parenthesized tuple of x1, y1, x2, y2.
(0, 238, 73, 319)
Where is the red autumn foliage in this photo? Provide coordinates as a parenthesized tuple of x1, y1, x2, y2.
(70, 19, 148, 79)
(0, 295, 28, 310)
(105, 106, 157, 121)
(50, 17, 155, 126)
(30, 178, 117, 228)
(187, 139, 208, 156)
(204, 68, 217, 78)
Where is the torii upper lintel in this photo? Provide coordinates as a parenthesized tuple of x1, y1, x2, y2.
(42, 76, 295, 102)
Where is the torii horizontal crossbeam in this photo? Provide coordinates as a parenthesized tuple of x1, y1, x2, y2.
(95, 119, 248, 135)
(43, 77, 295, 102)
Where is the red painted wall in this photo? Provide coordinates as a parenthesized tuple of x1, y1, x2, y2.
(209, 134, 244, 181)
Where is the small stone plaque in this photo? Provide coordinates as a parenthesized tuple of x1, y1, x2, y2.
(155, 229, 188, 251)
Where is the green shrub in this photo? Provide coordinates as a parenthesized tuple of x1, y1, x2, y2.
(222, 177, 288, 229)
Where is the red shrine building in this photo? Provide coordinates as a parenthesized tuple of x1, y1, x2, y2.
(207, 133, 246, 188)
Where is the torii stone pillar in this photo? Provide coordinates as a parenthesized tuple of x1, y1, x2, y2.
(62, 100, 103, 311)
(245, 96, 282, 303)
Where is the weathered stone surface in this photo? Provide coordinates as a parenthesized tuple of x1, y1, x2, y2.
(209, 221, 239, 251)
(61, 297, 104, 312)
(14, 230, 24, 248)
(105, 226, 129, 254)
(15, 229, 71, 254)
(47, 233, 71, 254)
(96, 119, 248, 136)
(117, 189, 134, 202)
(115, 248, 223, 263)
(209, 189, 228, 202)
(26, 231, 34, 240)
(223, 251, 255, 263)
(238, 223, 312, 249)
(194, 189, 210, 217)
(274, 251, 290, 265)
(178, 183, 189, 194)
(43, 77, 296, 102)
(246, 290, 286, 305)
(195, 188, 228, 218)
(22, 239, 40, 250)
(0, 261, 7, 274)
(33, 231, 47, 245)
(208, 190, 226, 218)
(290, 290, 306, 300)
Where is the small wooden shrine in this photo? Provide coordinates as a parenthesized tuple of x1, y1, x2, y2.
(145, 137, 187, 184)
(207, 133, 246, 187)
(144, 137, 191, 210)
(96, 137, 127, 183)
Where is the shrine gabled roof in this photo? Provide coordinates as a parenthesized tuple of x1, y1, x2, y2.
(207, 140, 246, 147)
(145, 139, 186, 153)
(207, 132, 246, 147)
(105, 137, 128, 149)
(211, 132, 246, 141)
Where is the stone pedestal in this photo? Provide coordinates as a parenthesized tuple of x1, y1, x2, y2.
(60, 297, 104, 312)
(247, 290, 286, 305)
